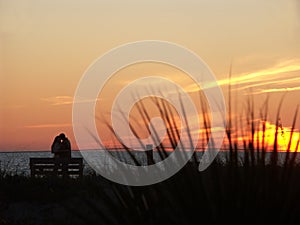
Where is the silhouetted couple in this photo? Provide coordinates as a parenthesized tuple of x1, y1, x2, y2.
(51, 133, 71, 158)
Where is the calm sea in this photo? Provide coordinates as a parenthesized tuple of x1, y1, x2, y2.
(0, 150, 299, 176)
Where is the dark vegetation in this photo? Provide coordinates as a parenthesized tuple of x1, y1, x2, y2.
(0, 90, 300, 225)
(1, 159, 300, 225)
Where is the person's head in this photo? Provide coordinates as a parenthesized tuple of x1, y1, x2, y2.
(59, 133, 66, 139)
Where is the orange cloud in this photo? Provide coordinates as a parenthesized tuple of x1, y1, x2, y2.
(185, 59, 300, 93)
(41, 96, 101, 106)
(40, 96, 74, 105)
(219, 59, 300, 86)
(258, 86, 300, 94)
(237, 77, 300, 91)
(24, 123, 72, 129)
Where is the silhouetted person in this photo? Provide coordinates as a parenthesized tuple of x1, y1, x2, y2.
(51, 133, 71, 158)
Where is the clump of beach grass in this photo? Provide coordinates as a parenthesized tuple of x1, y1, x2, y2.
(62, 85, 300, 225)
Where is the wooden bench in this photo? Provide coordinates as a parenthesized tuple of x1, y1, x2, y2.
(30, 158, 83, 178)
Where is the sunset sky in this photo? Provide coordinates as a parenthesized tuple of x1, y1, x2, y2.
(1, 0, 300, 151)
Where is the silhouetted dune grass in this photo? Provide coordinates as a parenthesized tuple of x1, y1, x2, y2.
(1, 161, 300, 225)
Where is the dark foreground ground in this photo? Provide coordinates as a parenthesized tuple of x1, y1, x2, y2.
(1, 160, 300, 225)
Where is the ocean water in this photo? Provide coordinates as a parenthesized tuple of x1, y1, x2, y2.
(0, 150, 171, 175)
(0, 150, 299, 176)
